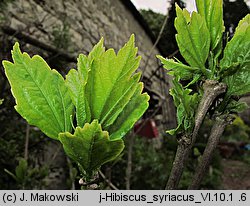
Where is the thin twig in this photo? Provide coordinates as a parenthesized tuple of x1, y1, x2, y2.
(189, 114, 233, 189)
(140, 7, 168, 79)
(124, 101, 162, 190)
(24, 123, 30, 160)
(99, 170, 119, 190)
(126, 132, 134, 190)
(166, 80, 227, 189)
(67, 157, 76, 190)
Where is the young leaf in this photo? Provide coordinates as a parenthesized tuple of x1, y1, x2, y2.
(175, 5, 210, 73)
(4, 158, 28, 183)
(108, 83, 150, 140)
(66, 55, 89, 127)
(100, 73, 141, 128)
(3, 43, 74, 139)
(167, 104, 185, 135)
(15, 158, 28, 183)
(88, 37, 105, 62)
(66, 39, 105, 127)
(196, 0, 224, 50)
(167, 78, 199, 135)
(84, 34, 149, 136)
(157, 55, 200, 80)
(223, 64, 250, 96)
(221, 14, 250, 71)
(221, 14, 250, 96)
(225, 99, 249, 113)
(58, 120, 124, 177)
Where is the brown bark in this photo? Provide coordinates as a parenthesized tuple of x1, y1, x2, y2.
(166, 80, 227, 190)
(126, 134, 134, 190)
(189, 114, 233, 189)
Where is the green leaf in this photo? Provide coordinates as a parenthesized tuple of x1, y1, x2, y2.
(223, 64, 250, 96)
(88, 37, 105, 62)
(167, 78, 199, 135)
(0, 99, 3, 105)
(66, 39, 105, 127)
(66, 35, 149, 139)
(225, 99, 249, 113)
(3, 36, 149, 179)
(235, 13, 250, 34)
(66, 55, 89, 127)
(84, 34, 149, 136)
(196, 0, 224, 50)
(59, 120, 124, 178)
(108, 83, 150, 140)
(221, 14, 250, 96)
(175, 5, 210, 73)
(167, 104, 185, 135)
(221, 14, 250, 72)
(15, 158, 28, 182)
(66, 55, 89, 106)
(184, 74, 202, 88)
(157, 55, 200, 80)
(3, 43, 74, 139)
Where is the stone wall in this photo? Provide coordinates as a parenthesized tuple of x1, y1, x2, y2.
(0, 0, 176, 189)
(0, 0, 175, 126)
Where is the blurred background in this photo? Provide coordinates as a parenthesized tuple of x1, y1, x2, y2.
(0, 0, 249, 189)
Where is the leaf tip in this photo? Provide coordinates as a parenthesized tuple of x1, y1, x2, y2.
(99, 36, 104, 44)
(11, 42, 25, 64)
(175, 3, 182, 14)
(2, 60, 10, 68)
(129, 33, 135, 43)
(12, 42, 21, 55)
(96, 37, 105, 50)
(156, 55, 165, 61)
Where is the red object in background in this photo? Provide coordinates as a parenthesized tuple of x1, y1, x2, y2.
(134, 119, 159, 138)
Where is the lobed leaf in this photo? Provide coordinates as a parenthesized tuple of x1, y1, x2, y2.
(3, 43, 74, 139)
(59, 120, 124, 177)
(175, 5, 210, 73)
